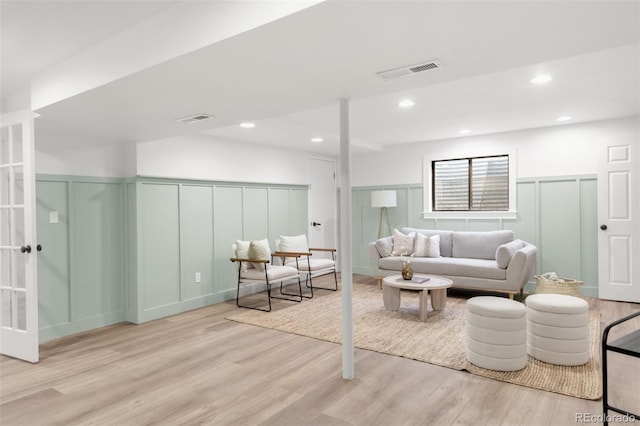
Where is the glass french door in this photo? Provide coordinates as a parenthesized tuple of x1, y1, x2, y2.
(0, 110, 39, 363)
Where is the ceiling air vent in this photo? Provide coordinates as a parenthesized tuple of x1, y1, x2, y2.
(377, 59, 443, 81)
(176, 114, 215, 124)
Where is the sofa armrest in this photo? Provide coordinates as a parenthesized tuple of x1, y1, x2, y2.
(368, 242, 382, 276)
(506, 243, 537, 291)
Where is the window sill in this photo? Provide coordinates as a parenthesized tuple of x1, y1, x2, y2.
(422, 211, 518, 220)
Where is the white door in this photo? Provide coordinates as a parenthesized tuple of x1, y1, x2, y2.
(598, 140, 639, 302)
(308, 158, 337, 251)
(0, 110, 39, 362)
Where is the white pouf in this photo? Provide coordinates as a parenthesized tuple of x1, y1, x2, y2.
(465, 296, 527, 371)
(525, 293, 590, 366)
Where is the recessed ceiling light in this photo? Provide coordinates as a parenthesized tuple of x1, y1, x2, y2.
(530, 74, 552, 84)
(556, 116, 572, 122)
(459, 129, 471, 135)
(398, 99, 415, 108)
(240, 122, 255, 128)
(311, 137, 323, 143)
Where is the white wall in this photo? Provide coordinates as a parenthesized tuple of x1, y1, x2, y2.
(136, 135, 321, 184)
(36, 133, 134, 177)
(351, 116, 639, 187)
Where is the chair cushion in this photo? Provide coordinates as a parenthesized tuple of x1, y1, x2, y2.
(248, 239, 271, 271)
(286, 258, 335, 272)
(235, 239, 251, 271)
(279, 234, 309, 252)
(241, 265, 299, 281)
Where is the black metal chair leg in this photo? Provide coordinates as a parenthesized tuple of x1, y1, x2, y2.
(276, 277, 304, 302)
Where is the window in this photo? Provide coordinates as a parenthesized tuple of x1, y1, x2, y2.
(432, 155, 509, 211)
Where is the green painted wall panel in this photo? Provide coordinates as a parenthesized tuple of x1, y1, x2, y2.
(268, 188, 290, 243)
(467, 220, 501, 231)
(289, 189, 308, 236)
(180, 185, 214, 301)
(126, 182, 137, 321)
(504, 182, 537, 245)
(140, 183, 181, 309)
(72, 182, 124, 320)
(539, 180, 581, 278)
(242, 187, 268, 241)
(36, 181, 70, 328)
(214, 186, 243, 292)
(580, 179, 598, 292)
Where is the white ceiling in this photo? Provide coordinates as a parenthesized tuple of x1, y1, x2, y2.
(2, 0, 639, 156)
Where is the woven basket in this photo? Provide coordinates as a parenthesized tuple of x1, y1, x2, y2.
(534, 275, 584, 297)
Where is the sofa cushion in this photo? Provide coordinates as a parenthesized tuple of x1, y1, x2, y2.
(379, 256, 507, 280)
(401, 228, 453, 257)
(496, 239, 525, 268)
(414, 233, 440, 257)
(452, 230, 514, 260)
(391, 229, 415, 256)
(375, 236, 394, 257)
(279, 234, 309, 252)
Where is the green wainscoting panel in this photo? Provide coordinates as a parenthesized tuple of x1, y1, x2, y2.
(126, 182, 137, 322)
(36, 175, 126, 343)
(467, 219, 501, 231)
(242, 187, 269, 241)
(72, 182, 125, 320)
(504, 181, 537, 245)
(539, 180, 581, 278)
(139, 183, 181, 311)
(408, 187, 432, 228)
(268, 188, 291, 243)
(36, 181, 70, 330)
(290, 188, 308, 236)
(214, 186, 245, 294)
(580, 179, 598, 295)
(180, 185, 214, 301)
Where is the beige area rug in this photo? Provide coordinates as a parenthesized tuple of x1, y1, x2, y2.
(226, 283, 602, 400)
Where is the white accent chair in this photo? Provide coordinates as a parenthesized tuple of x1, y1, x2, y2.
(274, 234, 338, 298)
(231, 241, 302, 312)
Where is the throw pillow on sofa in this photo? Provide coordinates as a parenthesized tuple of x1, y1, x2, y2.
(375, 236, 394, 257)
(391, 229, 415, 256)
(496, 239, 525, 269)
(414, 233, 440, 257)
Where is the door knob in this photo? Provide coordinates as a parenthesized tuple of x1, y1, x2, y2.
(600, 224, 608, 231)
(37, 244, 42, 252)
(20, 245, 31, 253)
(311, 221, 322, 227)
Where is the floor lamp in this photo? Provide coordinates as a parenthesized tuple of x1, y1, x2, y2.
(371, 190, 397, 239)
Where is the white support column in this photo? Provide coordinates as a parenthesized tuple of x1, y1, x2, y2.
(339, 98, 354, 379)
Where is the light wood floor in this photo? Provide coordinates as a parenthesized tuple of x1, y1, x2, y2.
(1, 275, 639, 426)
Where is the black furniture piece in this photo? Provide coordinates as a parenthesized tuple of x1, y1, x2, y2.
(602, 311, 640, 425)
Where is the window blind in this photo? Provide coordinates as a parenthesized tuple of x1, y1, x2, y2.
(433, 155, 509, 211)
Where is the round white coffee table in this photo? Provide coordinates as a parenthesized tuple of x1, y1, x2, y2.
(382, 275, 453, 321)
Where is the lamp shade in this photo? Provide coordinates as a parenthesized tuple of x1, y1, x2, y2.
(371, 190, 397, 208)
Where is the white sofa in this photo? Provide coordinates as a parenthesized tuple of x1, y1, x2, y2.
(368, 227, 537, 298)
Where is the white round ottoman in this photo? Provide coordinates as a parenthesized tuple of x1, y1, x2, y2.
(465, 296, 527, 371)
(525, 293, 590, 366)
